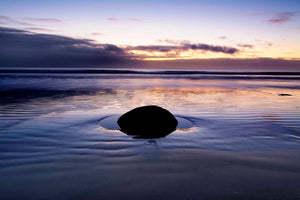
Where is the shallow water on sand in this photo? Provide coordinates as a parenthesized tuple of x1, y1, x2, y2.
(0, 72, 300, 199)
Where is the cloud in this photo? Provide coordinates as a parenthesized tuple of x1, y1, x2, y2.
(128, 18, 142, 22)
(127, 43, 240, 54)
(106, 18, 118, 21)
(268, 12, 295, 23)
(0, 15, 10, 20)
(104, 44, 124, 53)
(106, 18, 143, 22)
(254, 39, 272, 47)
(25, 27, 54, 32)
(0, 15, 35, 26)
(186, 43, 239, 54)
(0, 27, 131, 67)
(0, 27, 27, 33)
(163, 39, 178, 44)
(91, 32, 103, 36)
(158, 39, 192, 45)
(128, 45, 177, 52)
(217, 36, 227, 40)
(266, 42, 272, 47)
(237, 44, 254, 48)
(21, 17, 62, 23)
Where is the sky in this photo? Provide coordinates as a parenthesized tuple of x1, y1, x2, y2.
(0, 0, 300, 70)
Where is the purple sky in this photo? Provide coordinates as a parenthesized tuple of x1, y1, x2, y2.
(0, 0, 299, 70)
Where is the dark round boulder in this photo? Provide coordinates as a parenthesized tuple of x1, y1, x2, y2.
(117, 105, 178, 138)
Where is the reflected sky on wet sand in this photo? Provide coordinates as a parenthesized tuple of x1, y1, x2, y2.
(0, 73, 300, 199)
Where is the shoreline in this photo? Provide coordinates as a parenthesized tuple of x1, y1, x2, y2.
(0, 69, 300, 75)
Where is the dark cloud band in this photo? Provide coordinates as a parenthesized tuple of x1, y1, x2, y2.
(3, 26, 296, 70)
(0, 26, 242, 68)
(0, 27, 130, 67)
(127, 43, 239, 54)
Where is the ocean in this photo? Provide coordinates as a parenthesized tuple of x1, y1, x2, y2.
(0, 69, 299, 199)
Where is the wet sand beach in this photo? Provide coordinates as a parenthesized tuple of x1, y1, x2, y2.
(0, 70, 299, 199)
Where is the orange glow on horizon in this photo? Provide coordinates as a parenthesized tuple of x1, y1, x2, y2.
(129, 49, 300, 61)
